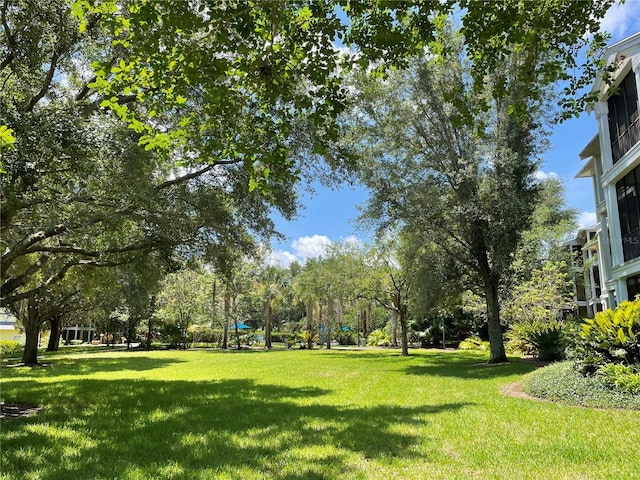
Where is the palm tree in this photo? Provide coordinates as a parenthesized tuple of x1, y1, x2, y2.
(257, 266, 286, 349)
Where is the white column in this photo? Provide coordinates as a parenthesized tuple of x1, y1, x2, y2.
(617, 278, 629, 303)
(593, 155, 605, 205)
(634, 60, 640, 103)
(604, 184, 625, 267)
(594, 102, 614, 173)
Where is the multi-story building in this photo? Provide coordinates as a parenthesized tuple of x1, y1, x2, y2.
(565, 227, 603, 317)
(577, 31, 640, 308)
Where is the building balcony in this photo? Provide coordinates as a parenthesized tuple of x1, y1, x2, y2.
(612, 117, 640, 165)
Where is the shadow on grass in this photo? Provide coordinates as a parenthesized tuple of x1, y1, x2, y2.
(317, 349, 423, 361)
(1, 376, 472, 479)
(403, 352, 537, 379)
(1, 356, 186, 378)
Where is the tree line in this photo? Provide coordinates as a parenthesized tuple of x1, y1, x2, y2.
(1, 0, 613, 364)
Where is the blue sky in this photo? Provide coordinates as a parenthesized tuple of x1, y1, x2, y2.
(269, 2, 640, 266)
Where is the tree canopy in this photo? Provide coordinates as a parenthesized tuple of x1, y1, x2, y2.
(1, 0, 620, 363)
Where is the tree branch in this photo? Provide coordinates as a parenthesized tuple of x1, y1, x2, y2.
(1, 224, 67, 271)
(0, 0, 16, 71)
(1, 253, 51, 297)
(25, 50, 60, 112)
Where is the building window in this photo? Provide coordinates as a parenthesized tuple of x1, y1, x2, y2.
(593, 265, 602, 297)
(608, 70, 640, 164)
(626, 274, 640, 300)
(616, 164, 640, 261)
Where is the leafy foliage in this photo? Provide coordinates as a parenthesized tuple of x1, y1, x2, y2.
(522, 361, 640, 410)
(507, 319, 568, 361)
(346, 27, 548, 362)
(596, 363, 640, 395)
(458, 336, 489, 352)
(156, 269, 213, 348)
(503, 261, 575, 323)
(0, 340, 22, 356)
(0, 124, 13, 143)
(334, 329, 357, 346)
(367, 329, 391, 347)
(574, 300, 640, 375)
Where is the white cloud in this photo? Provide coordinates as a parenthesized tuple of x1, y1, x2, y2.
(578, 211, 598, 229)
(342, 235, 363, 248)
(601, 1, 640, 39)
(266, 250, 299, 268)
(267, 234, 365, 267)
(533, 169, 559, 182)
(292, 235, 332, 259)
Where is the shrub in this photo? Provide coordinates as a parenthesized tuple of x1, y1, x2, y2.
(458, 336, 489, 352)
(299, 331, 318, 348)
(188, 326, 222, 345)
(367, 329, 391, 347)
(0, 340, 22, 356)
(596, 363, 640, 395)
(507, 319, 568, 361)
(335, 329, 356, 346)
(574, 299, 640, 375)
(522, 361, 640, 410)
(506, 338, 533, 355)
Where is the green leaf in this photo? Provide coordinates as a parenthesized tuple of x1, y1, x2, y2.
(0, 125, 16, 149)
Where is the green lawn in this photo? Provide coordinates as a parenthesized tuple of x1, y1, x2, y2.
(2, 349, 639, 479)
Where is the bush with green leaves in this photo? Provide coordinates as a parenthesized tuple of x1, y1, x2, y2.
(0, 340, 22, 356)
(367, 329, 391, 347)
(334, 329, 357, 346)
(522, 361, 640, 410)
(505, 338, 533, 355)
(299, 331, 318, 349)
(574, 300, 640, 375)
(458, 336, 489, 352)
(188, 326, 222, 345)
(596, 363, 640, 395)
(507, 319, 569, 361)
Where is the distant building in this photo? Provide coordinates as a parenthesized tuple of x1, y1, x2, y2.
(0, 309, 24, 344)
(61, 324, 96, 343)
(565, 227, 604, 317)
(576, 31, 640, 307)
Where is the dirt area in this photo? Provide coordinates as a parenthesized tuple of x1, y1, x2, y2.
(501, 381, 547, 401)
(501, 357, 552, 402)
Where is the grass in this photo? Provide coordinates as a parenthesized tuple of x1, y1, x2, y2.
(2, 348, 640, 479)
(521, 361, 640, 410)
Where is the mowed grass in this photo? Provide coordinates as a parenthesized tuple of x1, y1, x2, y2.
(2, 349, 639, 480)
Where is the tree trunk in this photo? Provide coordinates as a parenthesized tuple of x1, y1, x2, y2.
(146, 316, 152, 350)
(222, 319, 228, 350)
(318, 303, 323, 346)
(306, 301, 314, 349)
(400, 311, 409, 356)
(222, 288, 234, 350)
(127, 316, 135, 350)
(22, 322, 40, 365)
(484, 278, 507, 363)
(265, 304, 273, 349)
(216, 280, 229, 349)
(390, 310, 398, 346)
(326, 296, 334, 349)
(47, 315, 62, 351)
(365, 302, 372, 337)
(21, 298, 41, 365)
(231, 295, 241, 350)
